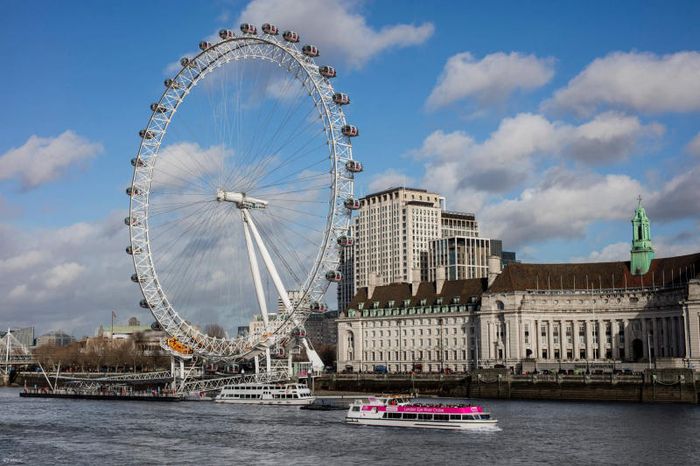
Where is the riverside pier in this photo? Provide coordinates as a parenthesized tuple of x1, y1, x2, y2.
(316, 368, 700, 404)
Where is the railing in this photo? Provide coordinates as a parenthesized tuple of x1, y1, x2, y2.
(178, 369, 289, 394)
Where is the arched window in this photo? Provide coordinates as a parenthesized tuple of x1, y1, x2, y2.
(496, 300, 505, 311)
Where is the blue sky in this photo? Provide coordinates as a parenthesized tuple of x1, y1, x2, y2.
(1, 0, 699, 336)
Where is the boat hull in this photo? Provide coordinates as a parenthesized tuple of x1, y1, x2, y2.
(345, 416, 498, 430)
(215, 397, 315, 406)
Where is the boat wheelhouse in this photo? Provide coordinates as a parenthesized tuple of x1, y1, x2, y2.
(215, 383, 315, 405)
(345, 396, 497, 430)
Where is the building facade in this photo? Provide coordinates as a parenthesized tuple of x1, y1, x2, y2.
(36, 330, 75, 347)
(305, 310, 339, 348)
(338, 187, 496, 312)
(429, 236, 492, 281)
(338, 203, 700, 372)
(337, 275, 485, 373)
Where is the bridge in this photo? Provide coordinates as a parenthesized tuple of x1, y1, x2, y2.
(1, 330, 34, 377)
(33, 356, 292, 396)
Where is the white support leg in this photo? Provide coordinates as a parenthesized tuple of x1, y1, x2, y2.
(242, 211, 269, 326)
(254, 355, 260, 374)
(266, 348, 271, 374)
(242, 209, 294, 314)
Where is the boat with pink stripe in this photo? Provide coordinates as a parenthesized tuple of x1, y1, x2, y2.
(345, 396, 497, 430)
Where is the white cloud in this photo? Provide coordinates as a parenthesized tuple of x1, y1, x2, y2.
(544, 51, 700, 115)
(44, 262, 86, 289)
(571, 242, 629, 263)
(413, 112, 661, 195)
(0, 250, 48, 274)
(575, 233, 700, 264)
(237, 0, 434, 68)
(562, 112, 664, 164)
(646, 163, 700, 221)
(152, 142, 229, 190)
(480, 168, 644, 248)
(367, 169, 415, 193)
(686, 132, 700, 157)
(427, 52, 554, 110)
(0, 131, 102, 190)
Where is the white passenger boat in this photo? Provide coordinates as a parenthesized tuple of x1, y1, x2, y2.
(345, 396, 497, 430)
(215, 383, 315, 405)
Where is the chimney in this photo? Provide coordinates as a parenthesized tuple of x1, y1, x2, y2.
(367, 272, 379, 300)
(435, 267, 446, 295)
(488, 255, 502, 287)
(411, 268, 421, 297)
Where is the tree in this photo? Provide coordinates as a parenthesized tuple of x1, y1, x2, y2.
(204, 323, 227, 339)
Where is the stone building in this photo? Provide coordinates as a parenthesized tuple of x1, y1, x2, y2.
(337, 186, 499, 312)
(337, 201, 700, 372)
(337, 270, 485, 373)
(305, 310, 339, 348)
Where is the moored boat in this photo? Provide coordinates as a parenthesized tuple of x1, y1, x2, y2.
(345, 396, 497, 430)
(215, 382, 314, 405)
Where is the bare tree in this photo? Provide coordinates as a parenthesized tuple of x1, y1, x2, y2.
(204, 323, 227, 338)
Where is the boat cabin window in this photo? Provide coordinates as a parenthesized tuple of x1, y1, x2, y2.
(402, 413, 416, 419)
(449, 415, 461, 421)
(352, 406, 360, 412)
(462, 414, 475, 420)
(387, 413, 401, 419)
(480, 414, 491, 420)
(418, 414, 432, 420)
(433, 414, 449, 422)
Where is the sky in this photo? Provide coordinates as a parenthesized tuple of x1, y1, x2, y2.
(1, 0, 699, 337)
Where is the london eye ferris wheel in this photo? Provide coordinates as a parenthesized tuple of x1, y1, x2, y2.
(125, 23, 362, 361)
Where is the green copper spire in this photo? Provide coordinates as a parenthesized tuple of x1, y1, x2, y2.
(630, 195, 654, 275)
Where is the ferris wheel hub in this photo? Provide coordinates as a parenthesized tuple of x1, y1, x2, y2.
(216, 189, 268, 209)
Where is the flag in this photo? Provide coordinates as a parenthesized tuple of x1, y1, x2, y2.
(112, 310, 117, 318)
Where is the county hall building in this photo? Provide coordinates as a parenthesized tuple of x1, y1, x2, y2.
(337, 201, 700, 372)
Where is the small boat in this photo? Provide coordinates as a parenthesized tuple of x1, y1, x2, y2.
(345, 396, 497, 430)
(300, 399, 348, 411)
(215, 382, 314, 405)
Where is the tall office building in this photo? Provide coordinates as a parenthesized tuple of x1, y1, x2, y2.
(338, 187, 498, 312)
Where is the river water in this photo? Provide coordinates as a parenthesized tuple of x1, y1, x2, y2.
(0, 388, 697, 465)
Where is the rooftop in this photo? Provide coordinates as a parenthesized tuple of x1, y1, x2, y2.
(348, 278, 487, 310)
(489, 252, 700, 293)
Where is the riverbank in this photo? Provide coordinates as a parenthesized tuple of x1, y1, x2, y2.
(315, 368, 700, 404)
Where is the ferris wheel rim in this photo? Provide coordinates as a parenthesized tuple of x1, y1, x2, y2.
(127, 30, 356, 360)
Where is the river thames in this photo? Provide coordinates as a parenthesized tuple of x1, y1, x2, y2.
(0, 388, 697, 465)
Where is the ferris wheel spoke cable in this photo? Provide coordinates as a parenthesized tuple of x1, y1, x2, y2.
(227, 58, 278, 171)
(160, 203, 231, 308)
(239, 85, 312, 179)
(148, 200, 219, 242)
(246, 136, 327, 194)
(270, 203, 327, 220)
(253, 164, 327, 191)
(223, 97, 314, 193)
(225, 79, 313, 187)
(165, 217, 229, 315)
(234, 75, 304, 174)
(244, 110, 324, 188)
(150, 203, 222, 275)
(148, 199, 214, 218)
(258, 209, 321, 272)
(261, 183, 330, 197)
(259, 209, 326, 240)
(251, 211, 303, 286)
